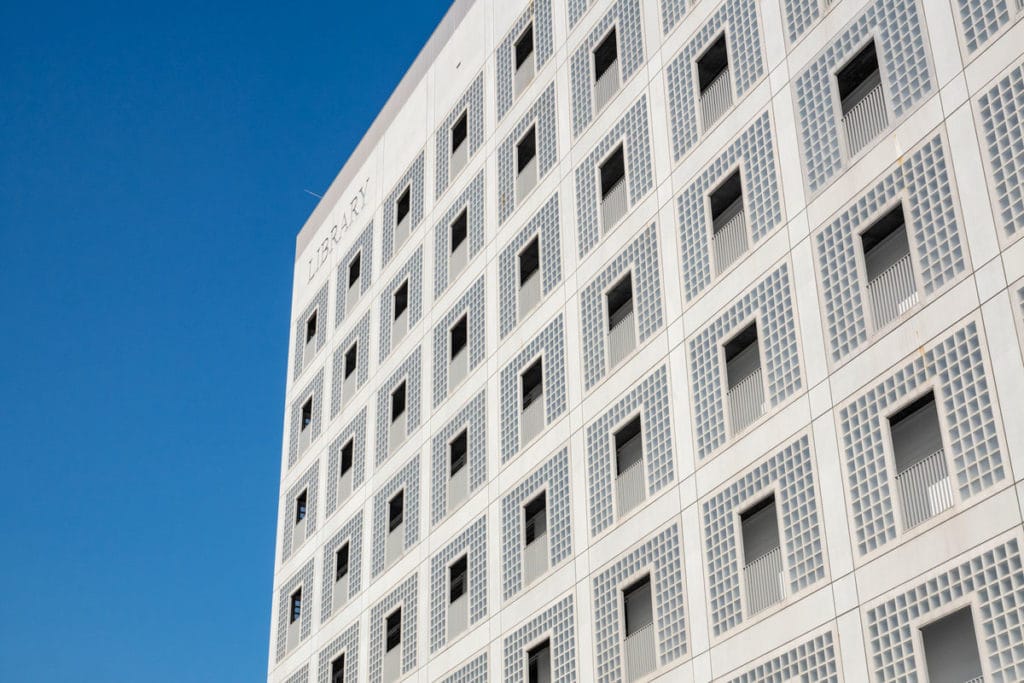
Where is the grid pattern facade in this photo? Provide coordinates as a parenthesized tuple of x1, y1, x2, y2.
(838, 321, 1006, 556)
(382, 152, 425, 264)
(281, 461, 319, 562)
(956, 0, 1023, 54)
(378, 246, 423, 361)
(329, 310, 370, 418)
(368, 574, 417, 683)
(315, 622, 359, 683)
(287, 367, 324, 468)
(370, 454, 421, 577)
(701, 435, 826, 636)
(574, 95, 654, 257)
(661, 0, 689, 35)
(495, 0, 554, 122)
(783, 0, 825, 45)
(276, 558, 315, 662)
(497, 82, 558, 224)
(978, 59, 1024, 244)
(325, 407, 366, 517)
(434, 169, 486, 297)
(319, 510, 363, 622)
(374, 346, 422, 466)
(428, 515, 488, 652)
(501, 594, 577, 683)
(293, 282, 328, 380)
(585, 364, 675, 537)
(592, 523, 688, 682)
(430, 389, 487, 527)
(432, 275, 486, 407)
(334, 221, 374, 326)
(283, 664, 308, 683)
(727, 630, 839, 683)
(498, 193, 563, 338)
(435, 72, 485, 199)
(439, 652, 488, 683)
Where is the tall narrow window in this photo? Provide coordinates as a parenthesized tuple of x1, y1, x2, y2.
(293, 489, 309, 547)
(299, 396, 314, 450)
(836, 41, 887, 157)
(599, 145, 628, 232)
(724, 323, 764, 436)
(392, 281, 409, 346)
(386, 490, 405, 566)
(342, 342, 358, 406)
(518, 237, 541, 320)
(622, 575, 656, 681)
(337, 438, 355, 504)
(522, 492, 548, 585)
(448, 555, 469, 640)
(920, 607, 984, 683)
(388, 491, 405, 532)
(861, 204, 917, 331)
(389, 382, 408, 454)
(346, 252, 362, 313)
(303, 309, 318, 368)
(449, 208, 469, 280)
(382, 607, 402, 682)
(605, 273, 636, 368)
(450, 111, 469, 178)
(449, 315, 469, 391)
(740, 495, 785, 615)
(286, 587, 303, 650)
(614, 415, 644, 518)
(593, 28, 620, 113)
(385, 609, 402, 651)
(527, 639, 552, 683)
(709, 170, 747, 275)
(889, 392, 951, 530)
(290, 588, 303, 623)
(331, 654, 346, 683)
(520, 358, 545, 446)
(448, 429, 469, 513)
(335, 543, 350, 582)
(395, 186, 412, 249)
(295, 490, 308, 524)
(332, 543, 351, 613)
(514, 24, 535, 98)
(516, 126, 538, 203)
(697, 34, 733, 130)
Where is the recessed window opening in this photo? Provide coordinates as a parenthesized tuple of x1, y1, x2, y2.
(344, 343, 358, 378)
(724, 322, 764, 435)
(393, 282, 409, 320)
(615, 416, 643, 476)
(606, 274, 634, 330)
(519, 238, 540, 285)
(836, 41, 887, 156)
(451, 111, 468, 152)
(710, 171, 744, 231)
(301, 397, 313, 430)
(622, 575, 653, 636)
(523, 492, 547, 545)
(724, 323, 761, 389)
(697, 34, 729, 93)
(451, 210, 468, 252)
(515, 24, 534, 69)
(517, 127, 537, 173)
(391, 382, 407, 422)
(331, 654, 345, 683)
(449, 430, 468, 476)
(837, 41, 881, 114)
(740, 495, 780, 563)
(600, 146, 626, 199)
(295, 490, 308, 524)
(527, 639, 551, 683)
(388, 491, 404, 532)
(290, 588, 302, 623)
(593, 28, 618, 81)
(348, 253, 361, 287)
(385, 608, 402, 651)
(340, 439, 354, 476)
(889, 392, 951, 530)
(920, 607, 984, 683)
(861, 204, 916, 330)
(450, 316, 468, 359)
(396, 187, 411, 225)
(740, 494, 784, 615)
(335, 543, 350, 581)
(709, 170, 747, 274)
(305, 310, 318, 343)
(449, 555, 468, 603)
(521, 359, 543, 410)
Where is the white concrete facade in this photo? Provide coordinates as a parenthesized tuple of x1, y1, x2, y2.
(268, 0, 1024, 681)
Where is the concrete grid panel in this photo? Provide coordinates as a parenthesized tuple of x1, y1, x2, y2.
(368, 573, 418, 683)
(585, 364, 675, 537)
(288, 367, 324, 468)
(325, 407, 367, 517)
(316, 621, 359, 683)
(498, 82, 558, 224)
(275, 557, 315, 662)
(838, 321, 1007, 556)
(574, 95, 654, 258)
(374, 345, 423, 466)
(293, 281, 328, 380)
(676, 111, 783, 302)
(435, 72, 485, 199)
(428, 515, 488, 653)
(334, 221, 374, 326)
(592, 523, 688, 683)
(378, 246, 424, 361)
(431, 275, 486, 408)
(284, 664, 308, 683)
(701, 434, 826, 636)
(661, 0, 690, 35)
(977, 59, 1024, 244)
(496, 0, 554, 122)
(792, 0, 933, 194)
(814, 134, 968, 363)
(727, 629, 839, 683)
(433, 170, 486, 297)
(330, 309, 371, 418)
(502, 594, 577, 683)
(319, 509, 363, 623)
(955, 0, 1022, 54)
(282, 460, 320, 562)
(430, 389, 487, 527)
(782, 0, 826, 45)
(382, 152, 425, 264)
(498, 193, 563, 338)
(370, 453, 421, 578)
(439, 652, 488, 683)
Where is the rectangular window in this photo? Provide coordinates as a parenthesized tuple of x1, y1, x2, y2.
(449, 430, 468, 476)
(740, 494, 784, 615)
(299, 395, 314, 450)
(391, 382, 406, 422)
(451, 111, 468, 152)
(448, 429, 469, 513)
(449, 209, 469, 281)
(340, 439, 354, 477)
(301, 397, 313, 430)
(614, 415, 644, 517)
(393, 282, 409, 320)
(450, 316, 468, 359)
(697, 34, 732, 130)
(335, 543, 350, 581)
(889, 392, 952, 530)
(349, 253, 361, 287)
(344, 343, 358, 379)
(709, 170, 747, 275)
(449, 555, 468, 603)
(396, 187, 411, 225)
(520, 358, 545, 445)
(392, 281, 410, 347)
(449, 315, 469, 389)
(388, 491, 405, 532)
(295, 490, 308, 524)
(385, 608, 402, 651)
(599, 145, 628, 232)
(606, 273, 636, 368)
(836, 40, 887, 156)
(450, 111, 469, 178)
(861, 204, 917, 331)
(290, 588, 302, 623)
(514, 24, 535, 98)
(622, 574, 656, 681)
(527, 639, 551, 683)
(622, 575, 653, 636)
(517, 236, 542, 320)
(516, 126, 538, 203)
(305, 310, 318, 343)
(593, 28, 620, 113)
(451, 209, 468, 253)
(523, 492, 547, 545)
(523, 492, 548, 586)
(515, 24, 534, 69)
(331, 654, 345, 683)
(724, 323, 764, 436)
(920, 607, 984, 683)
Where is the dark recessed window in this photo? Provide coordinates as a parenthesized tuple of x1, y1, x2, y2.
(335, 543, 350, 581)
(600, 145, 626, 198)
(515, 24, 534, 69)
(593, 29, 618, 81)
(523, 492, 547, 544)
(452, 112, 468, 151)
(393, 281, 409, 319)
(451, 210, 468, 252)
(450, 316, 468, 358)
(449, 555, 468, 603)
(836, 41, 881, 112)
(330, 654, 345, 683)
(344, 343, 358, 378)
(305, 311, 318, 343)
(517, 127, 537, 173)
(697, 34, 729, 93)
(340, 439, 354, 476)
(388, 491, 405, 532)
(290, 588, 302, 623)
(396, 187, 411, 225)
(521, 358, 543, 409)
(295, 490, 308, 523)
(301, 397, 313, 429)
(519, 237, 540, 285)
(391, 382, 406, 421)
(449, 430, 468, 476)
(348, 253, 361, 287)
(385, 608, 402, 651)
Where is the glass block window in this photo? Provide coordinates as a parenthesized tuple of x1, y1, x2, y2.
(370, 455, 420, 578)
(374, 346, 422, 465)
(701, 435, 825, 636)
(676, 111, 782, 301)
(434, 170, 486, 297)
(316, 621, 359, 683)
(661, 0, 690, 34)
(579, 224, 664, 389)
(435, 72, 485, 198)
(592, 523, 687, 682)
(502, 594, 577, 683)
(288, 368, 324, 467)
(496, 0, 554, 121)
(429, 515, 488, 652)
(330, 310, 371, 418)
(275, 558, 315, 662)
(569, 0, 645, 136)
(281, 460, 320, 562)
(382, 152, 425, 264)
(585, 365, 675, 537)
(378, 245, 424, 361)
(782, 0, 830, 45)
(498, 193, 563, 338)
(325, 407, 367, 517)
(431, 389, 487, 527)
(284, 664, 309, 683)
(500, 448, 572, 600)
(368, 573, 418, 683)
(294, 282, 329, 380)
(335, 221, 374, 326)
(319, 509, 363, 622)
(838, 321, 1006, 556)
(687, 265, 802, 460)
(665, 0, 765, 162)
(815, 135, 966, 363)
(977, 60, 1024, 244)
(439, 652, 488, 683)
(864, 539, 1024, 682)
(499, 314, 567, 462)
(498, 82, 558, 224)
(792, 0, 932, 194)
(727, 629, 839, 683)
(955, 0, 1022, 54)
(574, 95, 654, 257)
(432, 276, 486, 407)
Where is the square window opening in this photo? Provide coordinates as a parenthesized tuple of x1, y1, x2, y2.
(920, 607, 983, 683)
(697, 34, 729, 92)
(837, 41, 881, 112)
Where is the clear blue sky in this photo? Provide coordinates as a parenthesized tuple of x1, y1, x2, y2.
(0, 1, 449, 680)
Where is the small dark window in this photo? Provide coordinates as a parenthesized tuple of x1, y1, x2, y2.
(593, 28, 618, 81)
(697, 34, 729, 93)
(521, 358, 543, 409)
(860, 204, 909, 280)
(836, 41, 880, 112)
(301, 397, 313, 429)
(599, 145, 626, 198)
(724, 322, 760, 387)
(396, 187, 411, 225)
(331, 654, 345, 683)
(391, 382, 406, 421)
(305, 310, 318, 343)
(451, 209, 468, 252)
(527, 639, 550, 683)
(340, 439, 354, 476)
(385, 608, 402, 651)
(622, 575, 654, 636)
(519, 237, 540, 285)
(295, 490, 308, 523)
(348, 253, 361, 287)
(740, 494, 780, 563)
(335, 543, 350, 581)
(393, 281, 409, 319)
(290, 588, 302, 623)
(517, 127, 537, 173)
(606, 273, 633, 330)
(449, 555, 468, 603)
(450, 316, 468, 358)
(388, 491, 405, 531)
(452, 111, 468, 151)
(709, 170, 744, 226)
(515, 24, 534, 69)
(344, 343, 358, 378)
(614, 415, 643, 475)
(449, 430, 468, 476)
(523, 492, 547, 544)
